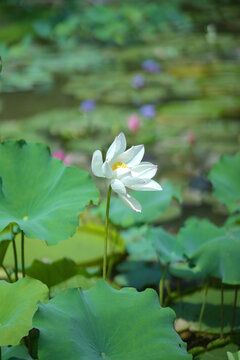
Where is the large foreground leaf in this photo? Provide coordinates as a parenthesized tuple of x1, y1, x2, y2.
(34, 280, 191, 360)
(208, 152, 240, 213)
(0, 278, 48, 346)
(0, 140, 99, 245)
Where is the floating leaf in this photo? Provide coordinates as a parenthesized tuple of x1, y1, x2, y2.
(0, 140, 99, 245)
(0, 278, 48, 346)
(5, 223, 125, 267)
(208, 153, 240, 213)
(34, 280, 191, 360)
(172, 288, 240, 334)
(26, 258, 90, 288)
(115, 260, 162, 289)
(194, 344, 238, 359)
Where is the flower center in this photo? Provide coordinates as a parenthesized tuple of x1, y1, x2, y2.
(112, 161, 128, 171)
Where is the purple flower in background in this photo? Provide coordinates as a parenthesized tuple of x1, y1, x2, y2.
(132, 73, 145, 89)
(81, 99, 96, 112)
(140, 104, 156, 118)
(142, 59, 160, 73)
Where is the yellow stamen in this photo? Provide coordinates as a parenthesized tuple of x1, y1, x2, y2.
(112, 162, 128, 171)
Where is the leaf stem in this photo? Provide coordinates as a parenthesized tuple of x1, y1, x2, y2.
(159, 263, 169, 307)
(199, 277, 209, 330)
(231, 286, 238, 334)
(0, 345, 1, 360)
(220, 282, 224, 339)
(103, 185, 111, 281)
(1, 264, 12, 282)
(12, 237, 18, 281)
(21, 230, 25, 277)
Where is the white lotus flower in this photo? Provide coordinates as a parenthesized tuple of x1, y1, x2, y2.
(91, 132, 162, 213)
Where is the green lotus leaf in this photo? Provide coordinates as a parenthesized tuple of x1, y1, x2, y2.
(148, 218, 227, 280)
(94, 181, 181, 227)
(227, 350, 240, 360)
(34, 280, 191, 360)
(172, 288, 240, 334)
(26, 258, 91, 288)
(0, 278, 48, 346)
(177, 217, 224, 258)
(2, 344, 32, 360)
(191, 227, 240, 284)
(121, 225, 157, 261)
(208, 152, 240, 213)
(0, 140, 99, 245)
(147, 227, 183, 265)
(4, 223, 125, 267)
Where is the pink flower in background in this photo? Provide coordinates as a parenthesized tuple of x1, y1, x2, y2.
(188, 131, 196, 147)
(127, 114, 140, 133)
(52, 150, 72, 166)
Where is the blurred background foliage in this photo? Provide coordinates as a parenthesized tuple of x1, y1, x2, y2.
(1, 1, 240, 355)
(0, 0, 240, 217)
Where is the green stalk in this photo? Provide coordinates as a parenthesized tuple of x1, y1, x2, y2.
(220, 282, 224, 339)
(21, 230, 25, 278)
(1, 264, 12, 283)
(0, 345, 1, 360)
(12, 238, 18, 281)
(103, 185, 112, 281)
(231, 286, 238, 334)
(199, 277, 209, 330)
(159, 263, 169, 307)
(10, 223, 18, 281)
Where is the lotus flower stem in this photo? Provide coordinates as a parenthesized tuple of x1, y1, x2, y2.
(10, 224, 18, 281)
(103, 185, 112, 280)
(199, 277, 209, 330)
(159, 263, 169, 307)
(21, 230, 26, 278)
(220, 282, 224, 339)
(231, 286, 238, 334)
(1, 264, 12, 283)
